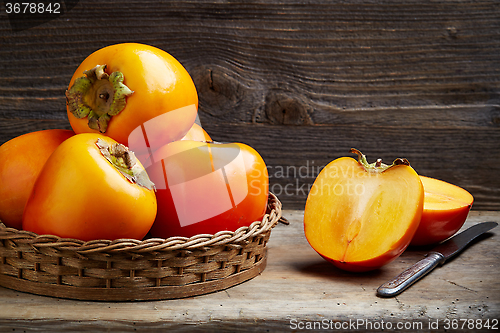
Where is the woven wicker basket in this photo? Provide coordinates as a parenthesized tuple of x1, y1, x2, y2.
(0, 193, 283, 301)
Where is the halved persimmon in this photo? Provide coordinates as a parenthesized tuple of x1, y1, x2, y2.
(410, 176, 473, 246)
(304, 149, 424, 272)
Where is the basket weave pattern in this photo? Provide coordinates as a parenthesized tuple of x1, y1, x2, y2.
(0, 193, 282, 301)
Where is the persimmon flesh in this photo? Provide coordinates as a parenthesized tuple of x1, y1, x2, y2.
(304, 149, 424, 272)
(410, 176, 473, 246)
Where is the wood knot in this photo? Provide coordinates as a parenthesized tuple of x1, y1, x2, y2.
(490, 106, 500, 127)
(447, 26, 458, 38)
(264, 93, 313, 125)
(191, 66, 246, 117)
(492, 116, 500, 126)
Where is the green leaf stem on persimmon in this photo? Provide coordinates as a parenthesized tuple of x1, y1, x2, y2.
(65, 65, 134, 133)
(350, 148, 410, 173)
(96, 138, 155, 191)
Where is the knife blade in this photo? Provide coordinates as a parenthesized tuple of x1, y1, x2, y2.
(377, 221, 498, 298)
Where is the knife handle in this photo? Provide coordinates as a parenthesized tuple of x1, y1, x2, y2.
(377, 252, 445, 297)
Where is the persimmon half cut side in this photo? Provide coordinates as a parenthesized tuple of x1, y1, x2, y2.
(304, 149, 424, 272)
(410, 175, 473, 246)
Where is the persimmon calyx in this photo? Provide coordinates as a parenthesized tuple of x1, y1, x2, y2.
(96, 138, 155, 190)
(350, 148, 410, 173)
(66, 65, 134, 133)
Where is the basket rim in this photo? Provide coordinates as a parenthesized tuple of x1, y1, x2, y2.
(0, 192, 283, 254)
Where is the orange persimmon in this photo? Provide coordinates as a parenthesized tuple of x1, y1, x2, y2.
(181, 123, 212, 141)
(146, 140, 269, 238)
(136, 123, 212, 168)
(304, 149, 424, 272)
(65, 43, 198, 156)
(410, 176, 473, 246)
(0, 129, 74, 229)
(22, 133, 157, 241)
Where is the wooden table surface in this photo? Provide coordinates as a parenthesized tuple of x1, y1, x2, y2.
(0, 210, 498, 332)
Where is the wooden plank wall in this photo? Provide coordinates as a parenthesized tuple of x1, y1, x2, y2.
(1, 1, 499, 210)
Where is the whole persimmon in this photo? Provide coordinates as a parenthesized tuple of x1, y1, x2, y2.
(66, 43, 198, 156)
(22, 133, 157, 241)
(136, 123, 212, 169)
(304, 149, 424, 272)
(181, 123, 212, 142)
(0, 129, 74, 229)
(410, 175, 474, 246)
(146, 140, 269, 238)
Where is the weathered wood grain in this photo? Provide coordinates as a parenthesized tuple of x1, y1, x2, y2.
(202, 122, 500, 210)
(0, 210, 498, 332)
(1, 1, 499, 209)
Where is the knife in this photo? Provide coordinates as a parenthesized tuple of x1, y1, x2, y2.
(377, 221, 498, 298)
